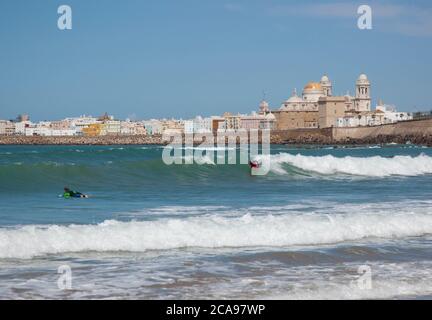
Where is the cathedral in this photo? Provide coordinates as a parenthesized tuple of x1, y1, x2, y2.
(278, 74, 371, 113)
(257, 74, 411, 129)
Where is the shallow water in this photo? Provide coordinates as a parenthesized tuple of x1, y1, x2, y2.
(0, 144, 431, 299)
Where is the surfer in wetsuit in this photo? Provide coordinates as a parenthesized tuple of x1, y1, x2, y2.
(63, 187, 88, 198)
(249, 160, 260, 169)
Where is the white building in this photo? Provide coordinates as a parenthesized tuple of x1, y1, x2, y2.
(120, 120, 147, 135)
(0, 120, 15, 135)
(261, 112, 276, 130)
(66, 116, 99, 134)
(102, 120, 121, 135)
(218, 110, 276, 132)
(194, 116, 212, 133)
(143, 120, 163, 135)
(24, 123, 78, 136)
(184, 116, 213, 134)
(184, 120, 194, 134)
(336, 114, 380, 127)
(240, 111, 276, 130)
(375, 102, 412, 123)
(336, 101, 413, 128)
(14, 121, 33, 135)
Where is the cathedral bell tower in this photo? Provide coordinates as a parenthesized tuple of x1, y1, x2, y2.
(320, 75, 332, 97)
(355, 74, 371, 112)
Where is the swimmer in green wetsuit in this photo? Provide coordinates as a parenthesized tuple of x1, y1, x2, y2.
(63, 187, 88, 198)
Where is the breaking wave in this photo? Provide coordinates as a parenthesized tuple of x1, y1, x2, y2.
(2, 209, 432, 259)
(268, 153, 432, 177)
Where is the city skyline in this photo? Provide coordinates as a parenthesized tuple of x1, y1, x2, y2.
(1, 0, 432, 121)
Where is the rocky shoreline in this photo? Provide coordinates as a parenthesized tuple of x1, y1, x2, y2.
(0, 135, 165, 145)
(1, 132, 432, 146)
(270, 133, 432, 146)
(336, 134, 432, 147)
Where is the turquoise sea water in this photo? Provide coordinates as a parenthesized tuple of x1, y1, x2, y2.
(1, 144, 432, 299)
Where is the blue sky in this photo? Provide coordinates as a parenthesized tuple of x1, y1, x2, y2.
(0, 0, 431, 121)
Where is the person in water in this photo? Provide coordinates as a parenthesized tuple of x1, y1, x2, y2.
(63, 187, 88, 198)
(249, 160, 260, 169)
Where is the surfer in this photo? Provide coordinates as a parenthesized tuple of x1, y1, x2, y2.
(249, 160, 260, 169)
(63, 187, 88, 198)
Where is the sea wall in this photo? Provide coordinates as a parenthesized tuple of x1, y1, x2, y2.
(0, 135, 164, 145)
(270, 128, 333, 144)
(331, 118, 432, 145)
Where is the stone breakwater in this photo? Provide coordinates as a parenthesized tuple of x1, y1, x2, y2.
(1, 118, 432, 146)
(0, 135, 164, 145)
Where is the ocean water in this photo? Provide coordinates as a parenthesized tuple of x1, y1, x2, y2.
(1, 144, 432, 299)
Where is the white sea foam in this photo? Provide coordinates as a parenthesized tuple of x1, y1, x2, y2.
(1, 209, 432, 259)
(266, 153, 432, 176)
(267, 261, 432, 300)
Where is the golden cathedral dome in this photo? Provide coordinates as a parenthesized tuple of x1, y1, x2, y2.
(304, 82, 322, 91)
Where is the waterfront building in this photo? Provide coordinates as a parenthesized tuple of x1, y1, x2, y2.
(26, 120, 78, 136)
(375, 101, 413, 123)
(261, 113, 276, 130)
(195, 116, 212, 133)
(0, 120, 15, 135)
(132, 121, 147, 135)
(45, 128, 77, 136)
(335, 100, 413, 128)
(50, 120, 72, 131)
(119, 120, 147, 135)
(120, 121, 134, 135)
(82, 123, 103, 137)
(217, 109, 276, 132)
(222, 113, 241, 132)
(162, 119, 184, 135)
(240, 111, 276, 131)
(143, 120, 163, 135)
(103, 120, 121, 135)
(240, 112, 264, 130)
(336, 112, 383, 127)
(184, 120, 194, 134)
(66, 116, 99, 134)
(14, 120, 33, 135)
(184, 116, 213, 134)
(211, 116, 226, 133)
(31, 122, 51, 136)
(142, 119, 184, 135)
